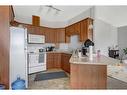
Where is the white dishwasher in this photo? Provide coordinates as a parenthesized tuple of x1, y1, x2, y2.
(28, 52, 46, 74)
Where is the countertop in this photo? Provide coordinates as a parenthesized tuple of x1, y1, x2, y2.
(69, 54, 120, 65)
(70, 54, 127, 83)
(28, 50, 72, 55)
(46, 50, 72, 55)
(108, 65, 127, 83)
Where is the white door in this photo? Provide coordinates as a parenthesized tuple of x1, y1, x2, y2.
(10, 27, 28, 89)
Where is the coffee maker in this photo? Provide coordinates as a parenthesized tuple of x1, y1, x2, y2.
(82, 39, 94, 56)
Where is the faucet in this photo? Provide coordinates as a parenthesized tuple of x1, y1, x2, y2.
(72, 49, 79, 58)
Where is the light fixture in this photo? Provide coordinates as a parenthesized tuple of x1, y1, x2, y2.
(46, 5, 61, 15)
(88, 7, 93, 29)
(38, 5, 62, 15)
(46, 5, 61, 12)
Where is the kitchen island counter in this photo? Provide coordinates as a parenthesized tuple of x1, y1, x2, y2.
(70, 55, 120, 65)
(70, 55, 120, 89)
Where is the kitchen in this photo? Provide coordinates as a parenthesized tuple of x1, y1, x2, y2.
(1, 5, 127, 89)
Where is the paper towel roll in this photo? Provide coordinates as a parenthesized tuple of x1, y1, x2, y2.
(89, 46, 93, 60)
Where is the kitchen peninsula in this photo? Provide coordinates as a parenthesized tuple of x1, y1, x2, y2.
(70, 55, 120, 89)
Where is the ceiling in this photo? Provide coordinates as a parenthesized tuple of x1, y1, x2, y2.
(13, 6, 127, 28)
(13, 6, 91, 27)
(95, 6, 127, 27)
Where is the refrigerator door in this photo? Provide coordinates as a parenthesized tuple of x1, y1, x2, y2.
(10, 27, 28, 89)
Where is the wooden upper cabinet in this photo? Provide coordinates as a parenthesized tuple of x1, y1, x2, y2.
(65, 22, 80, 36)
(27, 25, 35, 34)
(55, 28, 65, 43)
(26, 25, 44, 35)
(65, 18, 93, 42)
(44, 28, 56, 43)
(32, 15, 40, 26)
(65, 24, 75, 36)
(74, 22, 81, 34)
(39, 27, 45, 35)
(79, 18, 93, 42)
(27, 25, 65, 43)
(44, 28, 65, 43)
(65, 35, 70, 43)
(80, 19, 88, 42)
(35, 26, 43, 35)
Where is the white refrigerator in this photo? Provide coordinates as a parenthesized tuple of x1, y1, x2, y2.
(10, 27, 28, 89)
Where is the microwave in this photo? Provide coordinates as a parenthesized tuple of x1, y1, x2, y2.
(28, 34, 45, 44)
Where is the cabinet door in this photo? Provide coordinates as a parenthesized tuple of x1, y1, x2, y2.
(47, 58, 54, 69)
(56, 29, 65, 43)
(65, 25, 75, 36)
(35, 26, 42, 35)
(27, 25, 35, 34)
(80, 19, 88, 42)
(65, 35, 70, 43)
(39, 27, 45, 35)
(44, 28, 55, 43)
(74, 22, 80, 34)
(46, 53, 54, 69)
(54, 53, 61, 68)
(61, 54, 71, 73)
(27, 25, 45, 35)
(65, 54, 71, 73)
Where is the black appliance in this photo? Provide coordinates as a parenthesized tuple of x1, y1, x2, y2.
(82, 39, 94, 55)
(46, 46, 55, 52)
(108, 50, 119, 59)
(82, 47, 87, 55)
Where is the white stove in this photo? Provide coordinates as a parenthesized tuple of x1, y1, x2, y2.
(28, 51, 46, 74)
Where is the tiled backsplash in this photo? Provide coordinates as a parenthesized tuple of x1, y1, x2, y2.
(27, 43, 55, 53)
(27, 42, 82, 53)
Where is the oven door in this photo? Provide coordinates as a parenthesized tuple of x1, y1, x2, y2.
(38, 53, 46, 64)
(29, 53, 46, 67)
(29, 54, 39, 67)
(28, 53, 46, 74)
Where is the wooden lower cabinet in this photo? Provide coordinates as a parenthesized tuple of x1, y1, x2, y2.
(46, 53, 71, 73)
(61, 53, 71, 73)
(70, 64, 107, 89)
(46, 53, 61, 69)
(54, 53, 61, 68)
